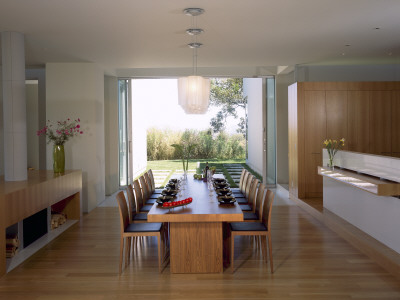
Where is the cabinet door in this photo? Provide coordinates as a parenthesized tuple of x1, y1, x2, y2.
(369, 91, 392, 155)
(304, 91, 326, 197)
(392, 91, 400, 158)
(347, 91, 370, 153)
(326, 91, 348, 148)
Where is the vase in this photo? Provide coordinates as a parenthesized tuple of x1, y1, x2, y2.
(328, 156, 334, 169)
(53, 144, 65, 173)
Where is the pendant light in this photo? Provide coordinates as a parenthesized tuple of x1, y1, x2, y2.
(178, 8, 210, 114)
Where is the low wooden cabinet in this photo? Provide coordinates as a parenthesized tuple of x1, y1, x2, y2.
(289, 81, 400, 199)
(0, 170, 82, 277)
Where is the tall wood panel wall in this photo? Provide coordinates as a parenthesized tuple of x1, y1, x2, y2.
(288, 82, 400, 199)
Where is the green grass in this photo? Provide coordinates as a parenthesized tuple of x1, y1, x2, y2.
(146, 158, 261, 188)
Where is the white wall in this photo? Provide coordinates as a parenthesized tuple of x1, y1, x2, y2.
(131, 80, 149, 179)
(244, 78, 264, 176)
(46, 63, 105, 212)
(26, 82, 39, 170)
(104, 75, 119, 195)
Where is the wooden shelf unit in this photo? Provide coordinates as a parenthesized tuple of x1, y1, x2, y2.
(318, 166, 400, 196)
(0, 170, 82, 277)
(288, 81, 400, 199)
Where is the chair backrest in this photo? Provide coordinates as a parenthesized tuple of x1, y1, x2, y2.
(144, 172, 154, 193)
(262, 189, 275, 230)
(116, 191, 129, 233)
(139, 175, 150, 202)
(254, 183, 266, 221)
(244, 174, 254, 199)
(248, 178, 260, 211)
(126, 184, 136, 221)
(240, 170, 249, 193)
(238, 169, 247, 191)
(147, 169, 156, 192)
(133, 179, 144, 210)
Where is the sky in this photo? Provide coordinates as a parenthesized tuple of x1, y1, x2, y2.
(131, 79, 244, 134)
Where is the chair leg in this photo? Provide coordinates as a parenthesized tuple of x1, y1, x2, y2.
(157, 234, 162, 273)
(119, 237, 124, 275)
(230, 233, 235, 273)
(261, 235, 267, 264)
(267, 233, 273, 273)
(125, 237, 130, 268)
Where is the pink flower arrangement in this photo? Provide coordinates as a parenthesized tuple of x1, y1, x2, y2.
(37, 118, 83, 145)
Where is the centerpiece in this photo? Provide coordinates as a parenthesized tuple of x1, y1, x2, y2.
(323, 138, 345, 168)
(37, 118, 83, 173)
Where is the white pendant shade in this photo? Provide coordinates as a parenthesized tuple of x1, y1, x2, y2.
(178, 75, 210, 114)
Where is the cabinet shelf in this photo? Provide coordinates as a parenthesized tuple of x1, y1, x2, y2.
(318, 166, 400, 196)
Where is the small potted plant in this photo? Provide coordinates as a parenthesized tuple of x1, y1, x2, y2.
(37, 118, 83, 173)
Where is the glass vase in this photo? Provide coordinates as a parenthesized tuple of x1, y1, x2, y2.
(53, 144, 65, 173)
(328, 156, 334, 169)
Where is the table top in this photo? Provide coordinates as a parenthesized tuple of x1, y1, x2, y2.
(147, 175, 244, 223)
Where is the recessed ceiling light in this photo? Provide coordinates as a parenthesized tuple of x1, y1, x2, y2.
(374, 27, 380, 30)
(345, 44, 351, 47)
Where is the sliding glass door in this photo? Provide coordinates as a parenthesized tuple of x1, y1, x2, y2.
(118, 79, 129, 187)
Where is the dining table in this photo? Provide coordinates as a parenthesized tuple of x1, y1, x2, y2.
(147, 174, 243, 273)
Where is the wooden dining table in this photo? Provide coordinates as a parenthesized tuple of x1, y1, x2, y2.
(147, 175, 243, 273)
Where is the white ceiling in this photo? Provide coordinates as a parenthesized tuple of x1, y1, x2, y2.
(0, 0, 399, 76)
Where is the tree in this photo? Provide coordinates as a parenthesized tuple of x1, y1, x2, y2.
(209, 78, 247, 137)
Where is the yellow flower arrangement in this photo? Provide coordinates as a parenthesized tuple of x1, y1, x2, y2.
(323, 138, 345, 168)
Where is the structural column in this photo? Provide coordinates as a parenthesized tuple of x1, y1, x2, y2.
(1, 32, 27, 181)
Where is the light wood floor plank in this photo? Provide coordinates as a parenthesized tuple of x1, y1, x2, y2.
(1, 205, 399, 299)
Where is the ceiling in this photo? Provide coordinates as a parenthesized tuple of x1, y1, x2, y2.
(0, 0, 399, 76)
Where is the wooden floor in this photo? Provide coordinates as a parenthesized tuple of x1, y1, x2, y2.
(300, 197, 323, 212)
(1, 204, 400, 299)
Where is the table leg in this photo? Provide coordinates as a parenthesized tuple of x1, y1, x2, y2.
(170, 222, 223, 273)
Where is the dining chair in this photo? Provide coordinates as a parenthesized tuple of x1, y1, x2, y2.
(133, 179, 153, 213)
(233, 172, 252, 205)
(148, 169, 163, 193)
(232, 169, 248, 197)
(116, 191, 164, 274)
(229, 189, 275, 273)
(143, 172, 158, 202)
(243, 183, 265, 222)
(126, 184, 148, 222)
(230, 168, 247, 192)
(239, 177, 259, 211)
(139, 175, 158, 204)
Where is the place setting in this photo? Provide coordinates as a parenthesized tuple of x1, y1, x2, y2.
(212, 178, 236, 205)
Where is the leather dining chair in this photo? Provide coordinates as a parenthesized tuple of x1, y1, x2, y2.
(142, 173, 158, 203)
(126, 184, 148, 223)
(229, 189, 275, 273)
(116, 191, 165, 274)
(243, 183, 266, 222)
(148, 169, 163, 193)
(238, 176, 258, 211)
(133, 179, 153, 213)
